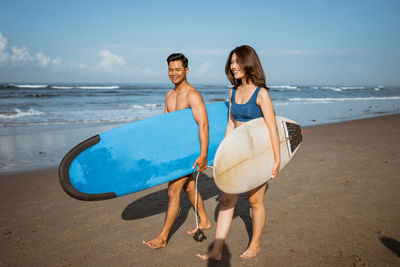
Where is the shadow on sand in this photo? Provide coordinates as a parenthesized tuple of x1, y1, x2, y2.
(121, 172, 219, 241)
(122, 172, 268, 245)
(380, 236, 400, 257)
(205, 242, 232, 267)
(121, 172, 218, 220)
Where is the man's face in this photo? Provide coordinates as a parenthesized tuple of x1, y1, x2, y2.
(168, 60, 188, 85)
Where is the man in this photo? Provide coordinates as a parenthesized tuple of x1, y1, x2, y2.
(142, 53, 211, 249)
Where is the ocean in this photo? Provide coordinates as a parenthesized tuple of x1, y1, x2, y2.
(1, 82, 399, 173)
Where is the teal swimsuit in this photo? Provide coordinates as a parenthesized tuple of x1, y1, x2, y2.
(230, 87, 263, 122)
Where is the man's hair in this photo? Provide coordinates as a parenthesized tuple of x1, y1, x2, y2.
(167, 53, 189, 68)
(225, 45, 268, 90)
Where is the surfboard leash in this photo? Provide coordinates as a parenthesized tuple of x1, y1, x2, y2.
(193, 165, 214, 242)
(193, 171, 205, 242)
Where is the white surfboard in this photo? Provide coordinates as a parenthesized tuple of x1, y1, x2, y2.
(213, 116, 302, 194)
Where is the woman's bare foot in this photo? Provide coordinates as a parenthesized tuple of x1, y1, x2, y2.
(240, 245, 260, 259)
(142, 236, 167, 249)
(196, 250, 222, 261)
(187, 220, 212, 235)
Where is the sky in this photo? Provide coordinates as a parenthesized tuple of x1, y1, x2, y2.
(0, 0, 399, 86)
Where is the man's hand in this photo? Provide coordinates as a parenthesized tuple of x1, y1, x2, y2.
(192, 155, 207, 172)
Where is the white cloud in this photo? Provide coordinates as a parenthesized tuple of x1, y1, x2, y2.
(0, 52, 8, 64)
(51, 57, 62, 66)
(0, 33, 9, 64)
(99, 50, 126, 70)
(0, 32, 62, 69)
(35, 52, 62, 68)
(36, 52, 51, 67)
(11, 46, 32, 63)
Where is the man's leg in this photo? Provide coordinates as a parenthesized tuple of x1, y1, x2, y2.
(142, 176, 190, 249)
(183, 177, 212, 234)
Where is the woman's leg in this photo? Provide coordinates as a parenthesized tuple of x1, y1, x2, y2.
(196, 192, 238, 260)
(240, 182, 268, 258)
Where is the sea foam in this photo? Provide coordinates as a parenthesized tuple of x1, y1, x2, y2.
(15, 84, 48, 88)
(0, 108, 44, 119)
(288, 96, 400, 102)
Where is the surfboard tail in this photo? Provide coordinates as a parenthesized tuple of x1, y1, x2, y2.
(283, 122, 303, 156)
(58, 135, 117, 201)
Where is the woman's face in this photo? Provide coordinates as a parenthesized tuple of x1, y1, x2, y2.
(230, 53, 245, 80)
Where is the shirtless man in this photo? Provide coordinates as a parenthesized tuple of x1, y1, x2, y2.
(142, 53, 212, 249)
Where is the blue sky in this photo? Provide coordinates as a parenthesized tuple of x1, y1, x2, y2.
(0, 0, 399, 86)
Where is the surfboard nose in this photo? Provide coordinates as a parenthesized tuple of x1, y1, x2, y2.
(58, 135, 117, 201)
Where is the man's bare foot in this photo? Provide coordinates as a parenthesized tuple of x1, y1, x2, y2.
(196, 250, 222, 261)
(142, 237, 167, 249)
(187, 220, 212, 235)
(240, 246, 260, 259)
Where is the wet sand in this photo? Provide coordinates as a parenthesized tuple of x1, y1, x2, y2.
(1, 115, 399, 266)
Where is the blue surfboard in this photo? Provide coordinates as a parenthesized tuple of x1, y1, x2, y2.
(59, 102, 229, 201)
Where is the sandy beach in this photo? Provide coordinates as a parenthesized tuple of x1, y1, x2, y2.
(1, 115, 399, 266)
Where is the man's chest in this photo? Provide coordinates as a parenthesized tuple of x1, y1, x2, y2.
(167, 93, 189, 112)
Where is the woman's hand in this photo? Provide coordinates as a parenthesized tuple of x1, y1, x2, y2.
(271, 160, 280, 179)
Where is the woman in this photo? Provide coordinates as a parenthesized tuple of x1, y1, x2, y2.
(197, 45, 280, 260)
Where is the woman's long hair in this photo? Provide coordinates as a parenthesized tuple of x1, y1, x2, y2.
(225, 45, 268, 90)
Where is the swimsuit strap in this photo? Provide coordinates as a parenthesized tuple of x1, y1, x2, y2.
(231, 86, 261, 104)
(250, 87, 262, 102)
(231, 87, 236, 104)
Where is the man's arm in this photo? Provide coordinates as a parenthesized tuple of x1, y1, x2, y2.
(164, 90, 172, 114)
(187, 90, 209, 172)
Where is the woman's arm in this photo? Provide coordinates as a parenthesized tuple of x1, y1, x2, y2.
(257, 88, 281, 179)
(225, 88, 235, 137)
